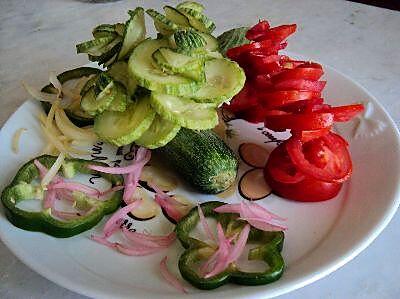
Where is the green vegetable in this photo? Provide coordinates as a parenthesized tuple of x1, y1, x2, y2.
(146, 9, 180, 36)
(155, 128, 238, 193)
(106, 61, 138, 97)
(94, 95, 155, 146)
(177, 7, 216, 33)
(217, 27, 250, 56)
(180, 58, 246, 104)
(135, 114, 181, 149)
(117, 7, 146, 60)
(176, 1, 205, 13)
(77, 9, 145, 67)
(41, 67, 101, 127)
(176, 201, 285, 289)
(128, 38, 200, 95)
(163, 5, 190, 27)
(1, 155, 123, 238)
(173, 29, 206, 51)
(150, 92, 218, 130)
(81, 74, 128, 116)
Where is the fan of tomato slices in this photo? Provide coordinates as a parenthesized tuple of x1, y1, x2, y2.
(224, 20, 364, 202)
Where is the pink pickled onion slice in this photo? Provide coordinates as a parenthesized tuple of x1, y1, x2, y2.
(49, 182, 101, 197)
(51, 208, 81, 220)
(103, 200, 142, 237)
(91, 235, 116, 249)
(214, 202, 287, 232)
(43, 189, 57, 209)
(239, 217, 287, 231)
(56, 189, 74, 202)
(115, 243, 164, 256)
(98, 185, 124, 198)
(204, 223, 231, 278)
(226, 224, 250, 262)
(160, 256, 188, 294)
(151, 183, 189, 222)
(87, 147, 151, 175)
(213, 203, 242, 214)
(197, 204, 215, 242)
(122, 228, 176, 248)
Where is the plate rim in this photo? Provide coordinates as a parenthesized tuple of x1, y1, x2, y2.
(0, 62, 399, 299)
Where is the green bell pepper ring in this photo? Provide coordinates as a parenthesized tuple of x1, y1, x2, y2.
(1, 155, 123, 238)
(175, 201, 285, 290)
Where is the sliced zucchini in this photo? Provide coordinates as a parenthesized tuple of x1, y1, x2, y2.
(76, 36, 116, 56)
(80, 74, 99, 96)
(177, 8, 215, 34)
(92, 23, 124, 37)
(81, 74, 128, 116)
(146, 9, 180, 35)
(152, 47, 203, 77)
(181, 58, 245, 104)
(176, 1, 205, 13)
(150, 92, 218, 130)
(198, 32, 218, 52)
(94, 96, 156, 146)
(117, 7, 146, 60)
(173, 29, 206, 51)
(128, 39, 200, 95)
(106, 61, 137, 96)
(164, 6, 190, 27)
(135, 114, 181, 149)
(217, 27, 250, 56)
(41, 67, 101, 127)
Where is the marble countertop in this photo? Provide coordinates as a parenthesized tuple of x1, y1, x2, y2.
(0, 0, 399, 298)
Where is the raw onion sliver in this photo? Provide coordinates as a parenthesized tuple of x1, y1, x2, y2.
(160, 256, 188, 294)
(54, 108, 97, 141)
(11, 128, 27, 154)
(22, 82, 58, 103)
(115, 243, 165, 256)
(49, 181, 100, 197)
(197, 204, 215, 242)
(49, 71, 62, 99)
(41, 152, 65, 187)
(102, 200, 142, 237)
(122, 228, 176, 248)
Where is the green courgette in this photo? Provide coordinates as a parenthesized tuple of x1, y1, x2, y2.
(155, 128, 238, 194)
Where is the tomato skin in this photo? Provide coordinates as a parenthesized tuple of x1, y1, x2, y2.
(285, 132, 353, 183)
(227, 40, 275, 60)
(324, 104, 364, 122)
(272, 67, 324, 83)
(274, 79, 327, 92)
(264, 166, 343, 202)
(223, 83, 258, 113)
(258, 90, 321, 109)
(264, 112, 334, 131)
(253, 24, 297, 43)
(245, 20, 270, 41)
(291, 128, 331, 142)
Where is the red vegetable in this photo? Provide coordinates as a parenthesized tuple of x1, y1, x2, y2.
(285, 132, 352, 183)
(264, 112, 334, 131)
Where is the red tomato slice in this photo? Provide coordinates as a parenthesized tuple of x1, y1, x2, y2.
(265, 165, 343, 202)
(264, 112, 334, 131)
(252, 75, 273, 90)
(280, 98, 324, 113)
(266, 143, 305, 183)
(291, 128, 331, 142)
(238, 106, 271, 123)
(324, 104, 364, 122)
(224, 83, 258, 113)
(246, 20, 270, 41)
(274, 79, 327, 92)
(285, 132, 352, 183)
(258, 90, 321, 109)
(271, 66, 324, 83)
(226, 40, 275, 60)
(253, 24, 297, 43)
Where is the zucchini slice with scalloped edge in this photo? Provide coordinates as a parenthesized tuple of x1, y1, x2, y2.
(146, 9, 180, 35)
(106, 61, 137, 96)
(177, 7, 215, 33)
(135, 114, 181, 149)
(180, 58, 245, 104)
(150, 92, 218, 130)
(94, 96, 155, 146)
(176, 1, 204, 13)
(164, 5, 190, 27)
(117, 7, 146, 60)
(128, 38, 200, 95)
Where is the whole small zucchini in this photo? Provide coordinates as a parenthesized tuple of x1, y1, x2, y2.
(155, 127, 238, 194)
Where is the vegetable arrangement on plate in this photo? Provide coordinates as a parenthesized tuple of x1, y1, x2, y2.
(2, 0, 365, 294)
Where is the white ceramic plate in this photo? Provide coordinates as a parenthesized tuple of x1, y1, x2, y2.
(0, 63, 399, 299)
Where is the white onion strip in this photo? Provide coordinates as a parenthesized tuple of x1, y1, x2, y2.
(11, 128, 27, 154)
(41, 152, 65, 187)
(54, 108, 97, 141)
(22, 82, 58, 103)
(49, 71, 62, 99)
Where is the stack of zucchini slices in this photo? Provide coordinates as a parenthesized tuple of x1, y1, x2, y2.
(48, 2, 245, 149)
